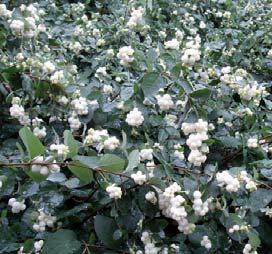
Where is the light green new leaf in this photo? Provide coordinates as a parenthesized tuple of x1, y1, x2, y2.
(99, 154, 126, 172)
(64, 130, 78, 158)
(19, 127, 45, 159)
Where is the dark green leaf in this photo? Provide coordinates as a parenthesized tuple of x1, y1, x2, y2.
(94, 215, 122, 248)
(217, 136, 241, 148)
(43, 229, 81, 254)
(190, 88, 211, 99)
(249, 189, 272, 212)
(140, 72, 166, 98)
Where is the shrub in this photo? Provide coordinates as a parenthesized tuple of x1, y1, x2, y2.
(0, 1, 272, 253)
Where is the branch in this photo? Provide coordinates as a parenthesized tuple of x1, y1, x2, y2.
(219, 149, 242, 167)
(83, 241, 129, 254)
(174, 166, 206, 176)
(219, 136, 272, 167)
(0, 161, 132, 179)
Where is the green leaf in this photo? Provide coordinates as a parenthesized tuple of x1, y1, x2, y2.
(68, 161, 93, 184)
(58, 203, 91, 219)
(190, 88, 211, 99)
(75, 155, 100, 168)
(0, 170, 15, 196)
(249, 189, 272, 212)
(188, 225, 210, 245)
(217, 136, 241, 148)
(0, 28, 7, 47)
(247, 230, 261, 248)
(0, 243, 20, 254)
(145, 219, 168, 232)
(257, 220, 272, 248)
(64, 178, 80, 189)
(140, 72, 166, 98)
(47, 172, 67, 183)
(64, 130, 78, 158)
(177, 80, 193, 94)
(183, 177, 198, 196)
(137, 186, 158, 218)
(94, 215, 122, 248)
(1, 67, 20, 87)
(19, 127, 45, 159)
(99, 154, 126, 173)
(260, 168, 272, 180)
(125, 150, 139, 172)
(252, 159, 272, 168)
(264, 99, 272, 110)
(113, 230, 122, 241)
(22, 75, 33, 95)
(171, 63, 183, 79)
(148, 178, 166, 190)
(121, 130, 128, 157)
(147, 0, 153, 10)
(27, 171, 47, 182)
(23, 239, 34, 253)
(43, 229, 81, 254)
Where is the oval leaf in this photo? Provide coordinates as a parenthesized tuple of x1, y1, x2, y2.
(19, 127, 45, 159)
(64, 130, 78, 159)
(68, 161, 93, 184)
(99, 154, 126, 173)
(94, 215, 122, 248)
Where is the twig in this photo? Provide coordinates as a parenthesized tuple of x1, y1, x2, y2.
(255, 179, 272, 190)
(174, 166, 206, 176)
(85, 242, 129, 254)
(219, 149, 242, 167)
(0, 161, 133, 179)
(81, 201, 113, 224)
(219, 136, 272, 167)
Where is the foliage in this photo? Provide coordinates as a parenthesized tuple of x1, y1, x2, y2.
(0, 0, 272, 253)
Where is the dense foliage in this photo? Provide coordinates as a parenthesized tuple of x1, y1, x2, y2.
(0, 0, 272, 253)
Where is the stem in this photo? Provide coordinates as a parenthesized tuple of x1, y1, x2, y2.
(0, 161, 133, 179)
(87, 243, 129, 254)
